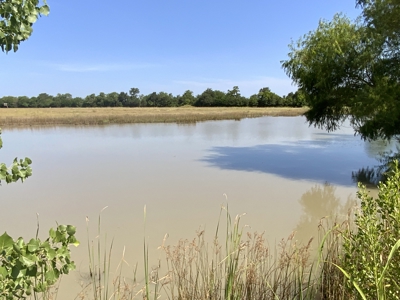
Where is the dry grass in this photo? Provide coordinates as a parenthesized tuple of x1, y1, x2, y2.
(160, 229, 316, 300)
(65, 209, 356, 300)
(0, 107, 308, 127)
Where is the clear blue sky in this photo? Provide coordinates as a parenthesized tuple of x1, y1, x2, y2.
(1, 0, 361, 98)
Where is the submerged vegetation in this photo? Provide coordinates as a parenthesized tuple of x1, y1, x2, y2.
(0, 107, 308, 127)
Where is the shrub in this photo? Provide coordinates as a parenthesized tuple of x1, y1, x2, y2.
(0, 225, 79, 299)
(342, 160, 400, 299)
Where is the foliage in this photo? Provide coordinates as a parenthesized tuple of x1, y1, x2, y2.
(256, 87, 284, 107)
(0, 225, 79, 299)
(282, 0, 400, 140)
(0, 129, 32, 184)
(0, 86, 305, 109)
(342, 160, 400, 299)
(0, 0, 50, 53)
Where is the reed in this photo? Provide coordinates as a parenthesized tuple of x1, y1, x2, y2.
(75, 207, 357, 300)
(0, 107, 308, 127)
(81, 207, 138, 300)
(159, 206, 319, 300)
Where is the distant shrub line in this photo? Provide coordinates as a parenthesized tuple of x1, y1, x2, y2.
(0, 86, 306, 108)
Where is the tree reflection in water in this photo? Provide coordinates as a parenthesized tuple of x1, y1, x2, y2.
(294, 183, 356, 244)
(352, 144, 400, 187)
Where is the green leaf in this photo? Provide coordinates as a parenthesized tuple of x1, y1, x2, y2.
(26, 14, 37, 23)
(45, 269, 59, 283)
(47, 248, 56, 260)
(0, 232, 14, 252)
(332, 262, 367, 300)
(58, 225, 67, 232)
(19, 254, 37, 267)
(66, 225, 76, 236)
(49, 227, 56, 239)
(27, 239, 39, 252)
(0, 266, 8, 279)
(39, 5, 50, 16)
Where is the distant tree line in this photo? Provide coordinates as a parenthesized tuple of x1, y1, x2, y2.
(0, 86, 307, 108)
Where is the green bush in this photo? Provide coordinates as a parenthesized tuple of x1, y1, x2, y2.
(0, 225, 79, 299)
(342, 160, 400, 299)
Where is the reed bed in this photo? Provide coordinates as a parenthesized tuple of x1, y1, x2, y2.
(159, 210, 318, 300)
(76, 207, 356, 300)
(0, 107, 308, 127)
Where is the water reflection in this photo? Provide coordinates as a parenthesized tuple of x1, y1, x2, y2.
(201, 138, 378, 186)
(293, 184, 356, 243)
(353, 141, 400, 187)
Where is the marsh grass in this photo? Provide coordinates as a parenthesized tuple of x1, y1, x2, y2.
(0, 107, 308, 127)
(159, 207, 318, 300)
(316, 219, 350, 299)
(77, 207, 359, 300)
(80, 207, 139, 300)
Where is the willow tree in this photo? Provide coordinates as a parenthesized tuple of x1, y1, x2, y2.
(282, 0, 400, 140)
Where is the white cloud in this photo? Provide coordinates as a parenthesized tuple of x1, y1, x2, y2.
(174, 76, 297, 96)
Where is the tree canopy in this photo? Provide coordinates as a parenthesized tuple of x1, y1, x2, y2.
(282, 0, 400, 140)
(0, 86, 305, 108)
(0, 0, 49, 52)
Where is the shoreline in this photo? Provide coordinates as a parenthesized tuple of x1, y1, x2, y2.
(0, 107, 308, 128)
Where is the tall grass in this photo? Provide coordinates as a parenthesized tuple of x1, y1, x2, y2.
(159, 206, 319, 300)
(81, 207, 137, 300)
(76, 207, 357, 300)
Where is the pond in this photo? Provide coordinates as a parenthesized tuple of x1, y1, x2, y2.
(0, 116, 396, 297)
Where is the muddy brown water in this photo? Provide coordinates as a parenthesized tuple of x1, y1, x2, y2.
(0, 116, 396, 298)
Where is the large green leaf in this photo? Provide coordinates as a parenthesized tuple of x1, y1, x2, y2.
(0, 266, 8, 279)
(0, 232, 14, 252)
(19, 254, 37, 267)
(27, 239, 40, 253)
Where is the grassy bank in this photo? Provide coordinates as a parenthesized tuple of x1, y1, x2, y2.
(0, 107, 308, 127)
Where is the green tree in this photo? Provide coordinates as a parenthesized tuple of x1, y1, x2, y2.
(57, 93, 73, 107)
(177, 90, 195, 106)
(248, 94, 259, 107)
(225, 86, 245, 106)
(257, 87, 282, 107)
(36, 92, 53, 107)
(17, 96, 30, 107)
(83, 93, 96, 107)
(0, 96, 18, 108)
(105, 92, 120, 107)
(282, 0, 400, 140)
(0, 0, 50, 52)
(128, 87, 141, 107)
(195, 88, 216, 107)
(95, 92, 107, 107)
